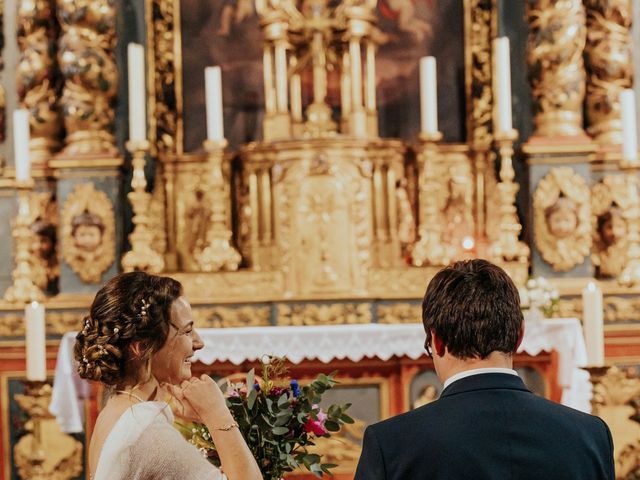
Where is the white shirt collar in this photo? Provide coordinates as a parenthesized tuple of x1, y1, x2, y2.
(443, 367, 518, 390)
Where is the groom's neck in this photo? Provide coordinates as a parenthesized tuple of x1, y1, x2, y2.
(435, 351, 514, 384)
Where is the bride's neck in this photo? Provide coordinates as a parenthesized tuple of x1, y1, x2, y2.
(120, 376, 166, 402)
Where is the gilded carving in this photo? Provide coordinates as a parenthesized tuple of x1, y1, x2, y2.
(14, 384, 83, 480)
(277, 303, 372, 326)
(367, 267, 435, 297)
(0, 310, 85, 336)
(533, 167, 591, 271)
(0, 1, 5, 144)
(192, 305, 271, 328)
(584, 0, 633, 144)
(618, 172, 640, 288)
(17, 0, 62, 161)
(172, 271, 284, 300)
(61, 183, 115, 283)
(526, 0, 587, 137)
(464, 0, 493, 148)
(592, 176, 630, 278)
(149, 0, 179, 154)
(377, 303, 421, 324)
(28, 192, 59, 295)
(57, 0, 118, 154)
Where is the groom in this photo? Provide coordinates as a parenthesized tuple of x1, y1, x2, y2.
(355, 259, 615, 479)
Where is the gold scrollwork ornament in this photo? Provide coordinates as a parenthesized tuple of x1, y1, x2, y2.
(61, 183, 116, 283)
(533, 167, 591, 271)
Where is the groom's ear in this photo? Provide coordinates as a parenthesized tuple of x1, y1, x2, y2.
(432, 331, 446, 357)
(515, 322, 525, 352)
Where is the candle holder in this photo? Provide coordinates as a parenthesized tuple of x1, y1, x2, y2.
(618, 162, 640, 287)
(490, 129, 530, 264)
(14, 381, 51, 480)
(4, 180, 45, 303)
(412, 131, 451, 267)
(195, 139, 242, 271)
(121, 140, 166, 273)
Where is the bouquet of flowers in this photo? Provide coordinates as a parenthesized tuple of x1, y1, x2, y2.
(176, 356, 353, 479)
(518, 276, 560, 318)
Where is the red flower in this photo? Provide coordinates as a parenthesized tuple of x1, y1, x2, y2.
(304, 417, 328, 436)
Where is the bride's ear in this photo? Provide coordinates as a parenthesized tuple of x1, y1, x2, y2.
(129, 340, 148, 359)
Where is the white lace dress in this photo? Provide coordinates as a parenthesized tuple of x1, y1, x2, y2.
(94, 401, 225, 480)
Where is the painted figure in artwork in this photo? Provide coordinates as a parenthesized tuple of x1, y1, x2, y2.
(544, 196, 579, 239)
(72, 211, 105, 253)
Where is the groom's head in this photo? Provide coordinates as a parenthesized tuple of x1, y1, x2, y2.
(422, 259, 523, 361)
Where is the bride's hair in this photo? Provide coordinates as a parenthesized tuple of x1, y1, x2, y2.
(74, 272, 183, 387)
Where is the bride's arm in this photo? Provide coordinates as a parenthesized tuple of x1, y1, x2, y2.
(181, 375, 263, 480)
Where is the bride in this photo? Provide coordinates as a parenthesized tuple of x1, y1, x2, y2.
(74, 272, 262, 479)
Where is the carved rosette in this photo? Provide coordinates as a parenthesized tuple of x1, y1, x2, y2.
(533, 167, 591, 271)
(592, 175, 631, 278)
(17, 0, 62, 161)
(526, 0, 587, 137)
(61, 183, 116, 283)
(56, 0, 117, 155)
(27, 191, 59, 293)
(584, 0, 633, 144)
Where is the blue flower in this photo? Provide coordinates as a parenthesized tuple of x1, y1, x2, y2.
(290, 379, 300, 397)
(253, 382, 261, 391)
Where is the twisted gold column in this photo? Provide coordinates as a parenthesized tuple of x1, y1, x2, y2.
(584, 0, 633, 145)
(17, 0, 61, 162)
(57, 0, 118, 154)
(526, 0, 587, 138)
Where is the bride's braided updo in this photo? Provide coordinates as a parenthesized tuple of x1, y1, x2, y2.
(74, 272, 183, 387)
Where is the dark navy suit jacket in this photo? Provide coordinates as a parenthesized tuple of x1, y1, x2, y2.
(355, 373, 615, 480)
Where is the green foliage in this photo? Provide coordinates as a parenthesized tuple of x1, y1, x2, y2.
(175, 357, 353, 479)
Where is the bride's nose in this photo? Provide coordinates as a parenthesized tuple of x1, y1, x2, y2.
(192, 329, 204, 351)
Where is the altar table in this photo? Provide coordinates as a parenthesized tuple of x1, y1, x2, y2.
(50, 319, 591, 434)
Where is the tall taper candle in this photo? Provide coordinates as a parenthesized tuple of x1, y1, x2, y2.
(25, 301, 46, 381)
(205, 66, 224, 142)
(493, 37, 513, 135)
(13, 109, 31, 182)
(582, 282, 604, 367)
(419, 56, 438, 136)
(620, 89, 638, 164)
(127, 43, 147, 142)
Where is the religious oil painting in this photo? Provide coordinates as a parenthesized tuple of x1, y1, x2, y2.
(180, 0, 466, 151)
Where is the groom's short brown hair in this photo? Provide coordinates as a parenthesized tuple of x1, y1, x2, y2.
(422, 259, 523, 359)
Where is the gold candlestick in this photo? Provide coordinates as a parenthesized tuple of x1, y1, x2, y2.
(4, 180, 45, 303)
(195, 140, 241, 272)
(490, 129, 530, 263)
(618, 161, 640, 287)
(412, 131, 451, 267)
(14, 381, 51, 480)
(121, 140, 165, 273)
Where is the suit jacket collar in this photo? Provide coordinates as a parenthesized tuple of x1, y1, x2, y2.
(440, 372, 530, 399)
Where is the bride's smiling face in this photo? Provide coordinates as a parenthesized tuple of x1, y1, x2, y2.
(151, 296, 204, 384)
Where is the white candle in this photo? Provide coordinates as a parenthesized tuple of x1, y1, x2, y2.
(419, 56, 438, 135)
(620, 89, 638, 163)
(582, 282, 604, 367)
(13, 109, 31, 182)
(127, 43, 147, 142)
(25, 301, 46, 381)
(205, 66, 225, 142)
(493, 37, 513, 135)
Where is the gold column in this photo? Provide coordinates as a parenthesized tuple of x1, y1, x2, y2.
(121, 141, 165, 273)
(195, 140, 241, 271)
(348, 37, 366, 137)
(490, 130, 530, 264)
(56, 0, 118, 154)
(260, 169, 272, 245)
(274, 39, 288, 113)
(263, 46, 276, 115)
(249, 170, 261, 268)
(340, 51, 352, 133)
(584, 0, 633, 144)
(16, 0, 61, 162)
(364, 39, 377, 136)
(526, 0, 587, 138)
(290, 58, 303, 123)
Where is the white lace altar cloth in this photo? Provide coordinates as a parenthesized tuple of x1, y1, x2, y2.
(50, 319, 591, 434)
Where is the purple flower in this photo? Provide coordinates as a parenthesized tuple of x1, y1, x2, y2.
(290, 379, 300, 397)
